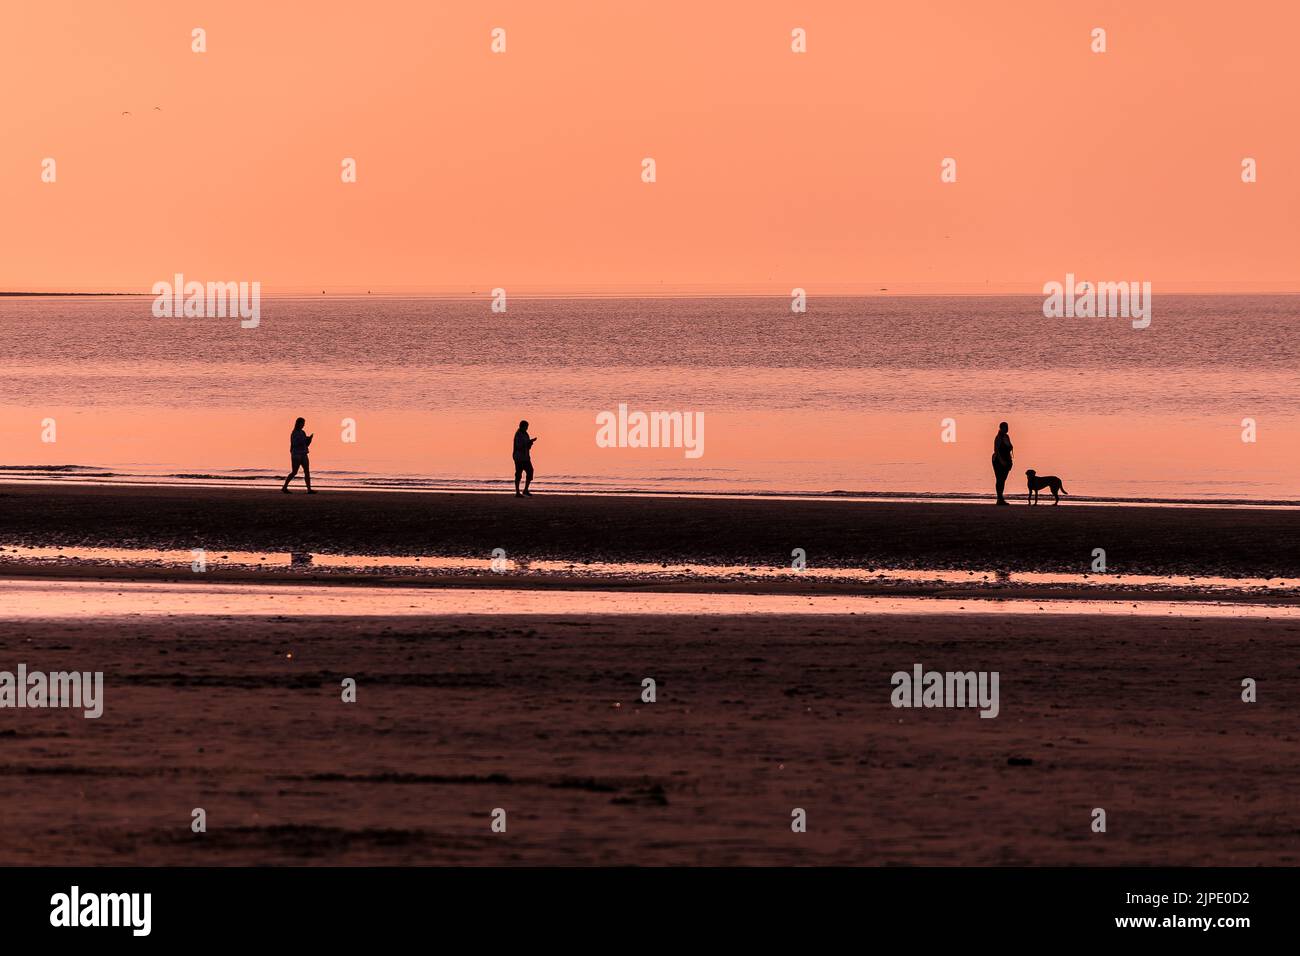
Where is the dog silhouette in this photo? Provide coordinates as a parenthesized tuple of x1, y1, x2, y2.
(1025, 469, 1069, 505)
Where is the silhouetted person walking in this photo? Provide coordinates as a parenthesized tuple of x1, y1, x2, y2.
(282, 417, 316, 494)
(513, 420, 536, 497)
(992, 421, 1013, 505)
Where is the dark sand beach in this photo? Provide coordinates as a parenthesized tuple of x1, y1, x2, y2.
(0, 611, 1295, 866)
(1, 483, 1297, 865)
(3, 482, 1300, 576)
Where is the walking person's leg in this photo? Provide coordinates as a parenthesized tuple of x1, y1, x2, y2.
(514, 462, 523, 496)
(523, 461, 533, 495)
(993, 461, 1009, 504)
(282, 458, 301, 492)
(303, 458, 314, 493)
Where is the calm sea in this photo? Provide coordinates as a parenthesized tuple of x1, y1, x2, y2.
(1, 294, 1296, 502)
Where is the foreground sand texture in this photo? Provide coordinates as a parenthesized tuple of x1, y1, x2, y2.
(0, 610, 1295, 865)
(1, 485, 1297, 864)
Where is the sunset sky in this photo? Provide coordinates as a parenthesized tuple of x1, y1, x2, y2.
(1, 0, 1296, 294)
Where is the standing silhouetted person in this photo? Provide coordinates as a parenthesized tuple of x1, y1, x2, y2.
(992, 421, 1013, 505)
(282, 417, 316, 494)
(513, 420, 536, 497)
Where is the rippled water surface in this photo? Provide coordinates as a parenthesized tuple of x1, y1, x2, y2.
(2, 294, 1297, 498)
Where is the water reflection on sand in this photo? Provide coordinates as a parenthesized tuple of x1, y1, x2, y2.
(1, 578, 1297, 620)
(1, 543, 1296, 596)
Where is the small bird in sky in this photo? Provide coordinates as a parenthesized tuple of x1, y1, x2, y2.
(121, 111, 131, 116)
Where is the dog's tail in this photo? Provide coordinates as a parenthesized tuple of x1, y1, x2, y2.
(1060, 484, 1069, 495)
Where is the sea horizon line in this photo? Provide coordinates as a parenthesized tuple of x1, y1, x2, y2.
(5, 288, 1300, 299)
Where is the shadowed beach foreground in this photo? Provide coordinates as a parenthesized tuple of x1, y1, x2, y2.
(1, 483, 1298, 866)
(0, 611, 1295, 866)
(3, 483, 1300, 576)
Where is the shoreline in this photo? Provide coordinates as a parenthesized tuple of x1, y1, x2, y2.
(2, 482, 1299, 579)
(3, 476, 1299, 509)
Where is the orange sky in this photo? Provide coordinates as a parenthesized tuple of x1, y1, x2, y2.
(1, 1, 1296, 294)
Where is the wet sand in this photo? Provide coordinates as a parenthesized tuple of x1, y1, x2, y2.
(1, 483, 1296, 866)
(4, 577, 1300, 619)
(3, 482, 1300, 577)
(0, 609, 1295, 866)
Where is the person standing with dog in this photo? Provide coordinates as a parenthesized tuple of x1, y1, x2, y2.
(992, 421, 1013, 505)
